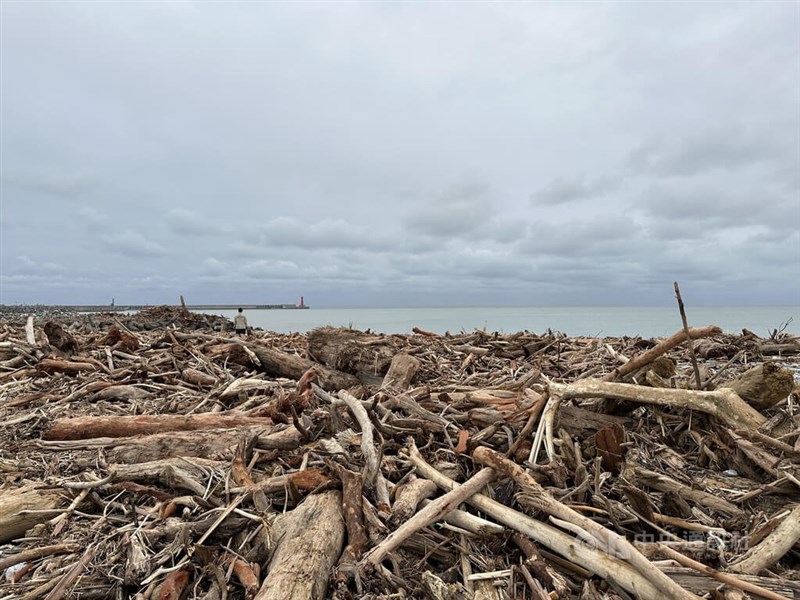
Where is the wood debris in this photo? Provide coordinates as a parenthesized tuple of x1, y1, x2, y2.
(1, 305, 799, 599)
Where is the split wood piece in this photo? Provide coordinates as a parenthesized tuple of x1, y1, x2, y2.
(26, 315, 36, 345)
(391, 476, 437, 523)
(623, 460, 742, 518)
(658, 567, 800, 598)
(247, 344, 360, 391)
(360, 467, 496, 570)
(37, 358, 96, 374)
(407, 446, 673, 600)
(381, 353, 421, 391)
(720, 361, 795, 411)
(332, 464, 368, 585)
(0, 543, 77, 571)
(332, 387, 391, 509)
(730, 506, 800, 575)
(43, 544, 96, 600)
(382, 393, 452, 430)
(112, 457, 225, 497)
(472, 446, 698, 600)
(44, 411, 273, 440)
(657, 545, 789, 600)
(602, 326, 722, 382)
(0, 485, 65, 543)
(549, 379, 765, 430)
(421, 571, 470, 600)
(255, 491, 345, 600)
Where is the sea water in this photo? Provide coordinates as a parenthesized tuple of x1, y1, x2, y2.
(205, 305, 800, 338)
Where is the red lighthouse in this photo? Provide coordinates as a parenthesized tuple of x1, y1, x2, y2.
(299, 296, 305, 308)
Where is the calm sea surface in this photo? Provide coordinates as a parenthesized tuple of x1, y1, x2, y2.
(205, 306, 800, 338)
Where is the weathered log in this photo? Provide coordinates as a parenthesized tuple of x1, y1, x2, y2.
(0, 485, 65, 543)
(247, 344, 360, 391)
(391, 476, 437, 523)
(549, 379, 765, 430)
(255, 491, 345, 600)
(720, 361, 794, 410)
(381, 353, 421, 390)
(45, 411, 273, 440)
(730, 506, 800, 575)
(92, 384, 152, 402)
(308, 326, 397, 384)
(181, 368, 217, 387)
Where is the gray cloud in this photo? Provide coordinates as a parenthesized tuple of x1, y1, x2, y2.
(1, 2, 798, 307)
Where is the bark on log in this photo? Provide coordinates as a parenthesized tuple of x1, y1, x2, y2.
(391, 476, 437, 523)
(720, 361, 794, 410)
(45, 411, 273, 440)
(255, 491, 345, 600)
(549, 380, 765, 430)
(381, 353, 421, 391)
(602, 326, 722, 382)
(37, 358, 96, 375)
(181, 368, 217, 388)
(247, 345, 360, 391)
(0, 485, 65, 543)
(308, 327, 397, 382)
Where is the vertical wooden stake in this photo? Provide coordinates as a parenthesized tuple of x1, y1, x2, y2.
(673, 282, 702, 390)
(179, 295, 189, 316)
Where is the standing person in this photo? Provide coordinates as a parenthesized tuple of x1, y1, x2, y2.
(234, 307, 248, 336)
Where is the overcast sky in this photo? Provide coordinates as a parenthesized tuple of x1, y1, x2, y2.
(1, 2, 798, 307)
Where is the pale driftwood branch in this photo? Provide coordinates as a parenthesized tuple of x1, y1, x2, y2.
(657, 545, 789, 600)
(336, 389, 392, 508)
(472, 446, 698, 600)
(361, 468, 495, 569)
(730, 506, 800, 575)
(602, 326, 722, 382)
(407, 445, 675, 600)
(548, 379, 765, 430)
(391, 476, 437, 523)
(0, 543, 77, 571)
(0, 485, 65, 543)
(255, 491, 345, 600)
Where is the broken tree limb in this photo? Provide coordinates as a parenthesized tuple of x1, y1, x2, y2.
(548, 379, 765, 430)
(44, 411, 273, 440)
(361, 467, 495, 570)
(407, 445, 675, 600)
(602, 326, 722, 382)
(472, 446, 699, 600)
(730, 506, 800, 575)
(255, 491, 345, 600)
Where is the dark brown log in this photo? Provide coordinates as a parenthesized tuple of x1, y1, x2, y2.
(45, 411, 273, 440)
(255, 491, 345, 600)
(43, 321, 79, 354)
(246, 344, 360, 391)
(720, 361, 794, 410)
(308, 326, 397, 384)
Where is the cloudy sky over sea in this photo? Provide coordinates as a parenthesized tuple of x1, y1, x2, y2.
(1, 2, 798, 307)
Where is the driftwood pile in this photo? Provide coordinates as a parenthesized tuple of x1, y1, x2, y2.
(1, 307, 799, 600)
